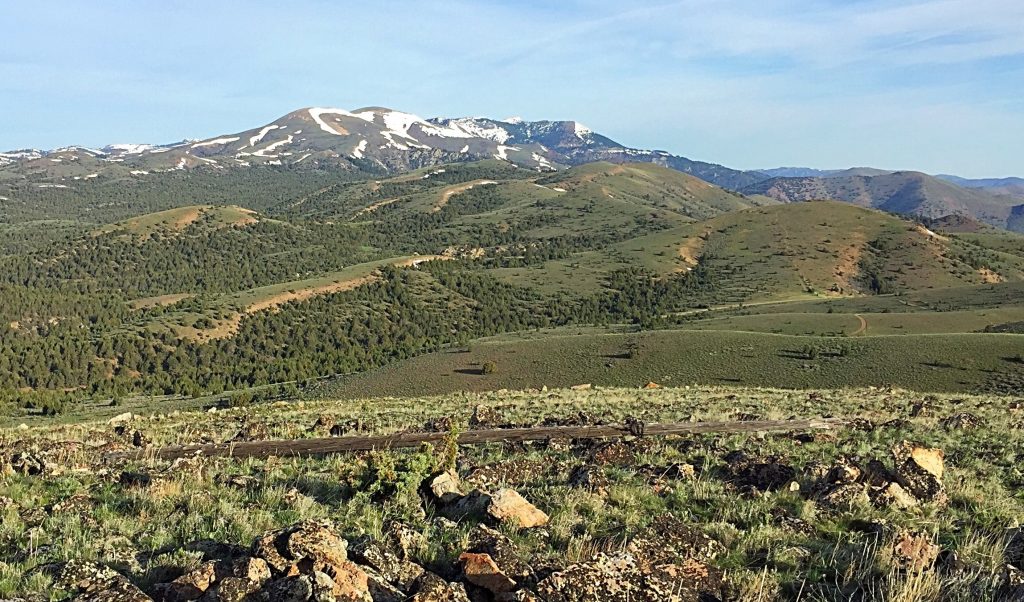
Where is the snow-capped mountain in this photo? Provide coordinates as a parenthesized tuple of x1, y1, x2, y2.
(0, 106, 762, 189)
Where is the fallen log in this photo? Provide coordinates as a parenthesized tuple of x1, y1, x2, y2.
(103, 417, 848, 462)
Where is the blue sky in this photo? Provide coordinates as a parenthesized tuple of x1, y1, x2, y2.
(2, 0, 1022, 177)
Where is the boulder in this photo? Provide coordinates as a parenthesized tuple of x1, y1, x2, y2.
(253, 520, 350, 577)
(486, 489, 549, 528)
(467, 524, 531, 584)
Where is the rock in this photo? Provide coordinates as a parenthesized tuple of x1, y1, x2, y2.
(1007, 527, 1024, 570)
(469, 405, 503, 428)
(423, 471, 464, 505)
(892, 442, 946, 503)
(107, 412, 134, 424)
(567, 464, 608, 494)
(10, 452, 47, 476)
(385, 521, 426, 560)
(411, 572, 472, 602)
(722, 451, 797, 493)
(486, 489, 548, 528)
(264, 575, 314, 601)
(458, 553, 516, 593)
(642, 382, 660, 389)
(119, 471, 153, 488)
(322, 563, 372, 602)
(56, 560, 152, 601)
(467, 525, 530, 584)
(535, 552, 723, 602)
(312, 414, 335, 433)
(940, 412, 983, 430)
(569, 383, 591, 391)
(876, 482, 919, 509)
(445, 489, 492, 521)
(589, 439, 650, 466)
(892, 531, 939, 572)
(817, 483, 870, 510)
(253, 520, 349, 577)
(350, 538, 424, 591)
(626, 515, 724, 567)
(155, 561, 217, 600)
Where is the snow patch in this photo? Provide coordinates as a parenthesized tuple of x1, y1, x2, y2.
(253, 135, 293, 156)
(104, 143, 154, 155)
(295, 153, 312, 163)
(193, 136, 240, 148)
(249, 125, 281, 147)
(130, 170, 149, 176)
(531, 153, 553, 169)
(308, 107, 370, 135)
(37, 184, 69, 189)
(351, 139, 368, 159)
(460, 145, 469, 153)
(494, 145, 519, 160)
(573, 122, 591, 137)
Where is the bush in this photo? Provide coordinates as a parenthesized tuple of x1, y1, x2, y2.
(481, 361, 497, 375)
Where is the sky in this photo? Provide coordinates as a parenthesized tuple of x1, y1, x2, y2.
(2, 0, 1022, 177)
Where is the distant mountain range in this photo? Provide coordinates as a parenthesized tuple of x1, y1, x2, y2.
(1, 106, 1021, 231)
(0, 107, 759, 190)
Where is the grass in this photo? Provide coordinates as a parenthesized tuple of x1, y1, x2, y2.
(315, 327, 1024, 399)
(1, 385, 1020, 599)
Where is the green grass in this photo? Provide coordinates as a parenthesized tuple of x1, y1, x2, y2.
(316, 327, 1024, 399)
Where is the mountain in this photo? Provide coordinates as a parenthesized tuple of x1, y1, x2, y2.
(0, 107, 763, 190)
(742, 171, 1024, 232)
(935, 174, 1024, 197)
(758, 167, 893, 178)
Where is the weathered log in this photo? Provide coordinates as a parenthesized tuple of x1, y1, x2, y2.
(103, 418, 847, 462)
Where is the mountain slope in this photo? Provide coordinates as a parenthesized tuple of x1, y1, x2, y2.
(742, 171, 1023, 231)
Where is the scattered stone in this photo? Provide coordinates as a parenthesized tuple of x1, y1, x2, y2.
(892, 531, 939, 572)
(486, 489, 549, 528)
(535, 551, 724, 602)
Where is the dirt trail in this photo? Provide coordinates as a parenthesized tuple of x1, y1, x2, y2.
(433, 180, 498, 212)
(851, 314, 868, 335)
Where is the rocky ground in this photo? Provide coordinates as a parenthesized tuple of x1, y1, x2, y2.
(0, 386, 1022, 600)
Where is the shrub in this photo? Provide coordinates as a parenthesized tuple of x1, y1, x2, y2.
(481, 361, 497, 375)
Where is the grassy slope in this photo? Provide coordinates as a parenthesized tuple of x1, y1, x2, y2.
(2, 386, 1021, 599)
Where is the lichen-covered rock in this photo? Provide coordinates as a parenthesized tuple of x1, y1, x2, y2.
(535, 552, 722, 602)
(486, 489, 548, 528)
(411, 571, 472, 602)
(892, 442, 946, 504)
(469, 404, 503, 428)
(155, 561, 217, 600)
(458, 552, 516, 593)
(467, 524, 530, 585)
(253, 520, 349, 577)
(56, 560, 153, 601)
(423, 471, 463, 505)
(892, 531, 939, 572)
(722, 451, 797, 493)
(350, 538, 424, 591)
